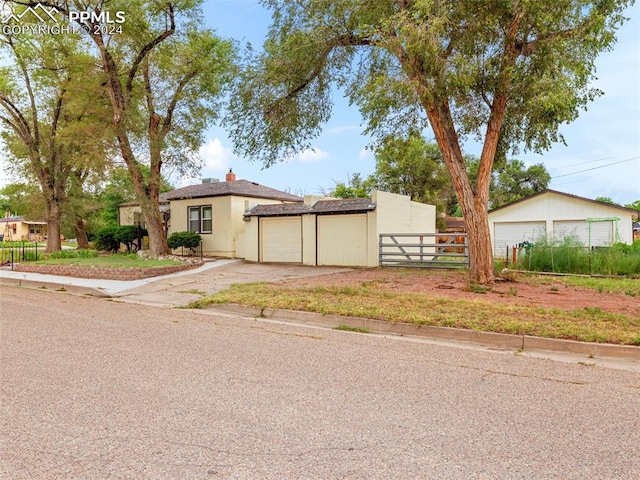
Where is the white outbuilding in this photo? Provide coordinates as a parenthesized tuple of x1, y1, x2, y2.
(243, 190, 436, 267)
(488, 189, 638, 256)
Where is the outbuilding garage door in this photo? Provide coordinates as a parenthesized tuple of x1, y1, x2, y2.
(493, 221, 546, 255)
(317, 214, 368, 266)
(260, 217, 302, 263)
(553, 220, 615, 247)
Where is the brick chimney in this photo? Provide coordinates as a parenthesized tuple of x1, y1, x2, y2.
(225, 169, 236, 182)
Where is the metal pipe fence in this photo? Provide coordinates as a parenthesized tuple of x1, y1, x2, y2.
(379, 233, 469, 268)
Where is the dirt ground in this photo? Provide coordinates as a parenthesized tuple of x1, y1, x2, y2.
(282, 269, 640, 318)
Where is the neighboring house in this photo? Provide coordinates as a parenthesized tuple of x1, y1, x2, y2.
(118, 192, 172, 236)
(0, 216, 47, 242)
(119, 170, 302, 257)
(243, 190, 436, 267)
(441, 215, 466, 233)
(488, 190, 637, 256)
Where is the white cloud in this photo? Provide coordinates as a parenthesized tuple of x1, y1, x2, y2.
(297, 147, 330, 163)
(175, 138, 234, 187)
(199, 138, 233, 171)
(358, 148, 372, 161)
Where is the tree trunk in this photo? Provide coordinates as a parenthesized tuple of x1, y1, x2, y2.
(462, 196, 495, 284)
(44, 201, 62, 253)
(424, 102, 496, 283)
(143, 207, 167, 256)
(74, 216, 89, 249)
(116, 155, 169, 256)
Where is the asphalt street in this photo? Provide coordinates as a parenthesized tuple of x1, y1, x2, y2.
(1, 286, 639, 479)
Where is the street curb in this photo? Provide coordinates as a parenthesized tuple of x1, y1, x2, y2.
(0, 277, 111, 298)
(206, 304, 640, 360)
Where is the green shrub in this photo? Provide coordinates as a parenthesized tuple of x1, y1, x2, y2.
(94, 225, 147, 252)
(94, 227, 119, 252)
(167, 231, 202, 254)
(47, 249, 98, 259)
(114, 225, 147, 252)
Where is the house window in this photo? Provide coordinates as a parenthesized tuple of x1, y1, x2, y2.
(188, 205, 212, 233)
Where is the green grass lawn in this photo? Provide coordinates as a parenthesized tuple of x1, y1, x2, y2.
(35, 254, 181, 268)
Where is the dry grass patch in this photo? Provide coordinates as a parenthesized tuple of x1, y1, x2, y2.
(191, 282, 640, 345)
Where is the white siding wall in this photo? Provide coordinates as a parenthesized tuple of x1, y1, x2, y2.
(244, 217, 259, 262)
(488, 192, 635, 254)
(301, 214, 317, 266)
(373, 190, 436, 235)
(317, 214, 368, 266)
(245, 190, 437, 267)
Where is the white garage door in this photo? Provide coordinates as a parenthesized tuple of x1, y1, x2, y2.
(260, 217, 302, 263)
(493, 221, 546, 254)
(317, 214, 368, 266)
(553, 220, 615, 247)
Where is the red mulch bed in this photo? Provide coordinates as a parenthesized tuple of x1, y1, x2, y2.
(280, 269, 640, 318)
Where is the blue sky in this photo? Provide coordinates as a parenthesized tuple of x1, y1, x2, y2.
(189, 0, 639, 205)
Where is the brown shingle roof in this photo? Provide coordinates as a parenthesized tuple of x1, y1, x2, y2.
(165, 179, 302, 202)
(311, 198, 377, 213)
(119, 180, 302, 207)
(245, 198, 376, 217)
(246, 203, 307, 216)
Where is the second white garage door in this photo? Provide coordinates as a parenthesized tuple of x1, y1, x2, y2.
(260, 217, 302, 263)
(553, 220, 615, 247)
(317, 214, 368, 266)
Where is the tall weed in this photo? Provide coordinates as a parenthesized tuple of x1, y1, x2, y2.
(517, 237, 640, 276)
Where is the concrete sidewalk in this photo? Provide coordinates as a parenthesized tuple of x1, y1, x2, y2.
(0, 260, 350, 307)
(0, 259, 241, 297)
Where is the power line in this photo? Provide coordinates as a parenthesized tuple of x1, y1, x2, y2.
(551, 156, 639, 179)
(547, 155, 619, 171)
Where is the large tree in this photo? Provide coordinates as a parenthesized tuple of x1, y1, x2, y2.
(371, 132, 457, 214)
(27, 0, 235, 256)
(467, 157, 550, 209)
(226, 0, 630, 283)
(0, 182, 44, 220)
(0, 25, 110, 252)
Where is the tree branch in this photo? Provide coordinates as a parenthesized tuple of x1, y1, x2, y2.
(161, 71, 197, 138)
(266, 32, 371, 114)
(0, 96, 32, 141)
(142, 59, 155, 116)
(5, 34, 40, 146)
(516, 28, 577, 56)
(125, 3, 176, 96)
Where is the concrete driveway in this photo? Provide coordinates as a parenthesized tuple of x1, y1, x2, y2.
(112, 260, 350, 307)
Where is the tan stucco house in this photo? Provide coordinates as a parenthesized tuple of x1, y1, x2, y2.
(243, 190, 436, 267)
(0, 216, 47, 242)
(488, 189, 638, 256)
(119, 170, 302, 257)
